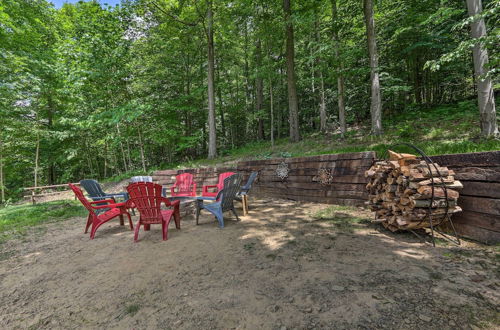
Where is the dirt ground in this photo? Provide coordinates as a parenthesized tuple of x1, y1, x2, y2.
(0, 197, 498, 329)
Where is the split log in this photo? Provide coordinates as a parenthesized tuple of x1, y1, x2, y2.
(365, 150, 462, 231)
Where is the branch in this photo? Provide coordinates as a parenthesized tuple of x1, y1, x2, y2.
(148, 0, 199, 27)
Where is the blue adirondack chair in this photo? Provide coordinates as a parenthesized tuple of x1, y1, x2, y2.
(195, 173, 242, 228)
(80, 179, 129, 202)
(235, 172, 258, 215)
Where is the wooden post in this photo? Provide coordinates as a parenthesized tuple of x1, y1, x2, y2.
(242, 195, 248, 216)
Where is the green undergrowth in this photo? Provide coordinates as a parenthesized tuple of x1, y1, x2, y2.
(100, 100, 498, 179)
(0, 200, 86, 243)
(180, 100, 500, 168)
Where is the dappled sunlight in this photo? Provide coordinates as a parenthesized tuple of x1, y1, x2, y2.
(112, 231, 131, 237)
(22, 251, 42, 259)
(393, 248, 432, 260)
(0, 196, 498, 329)
(240, 228, 296, 251)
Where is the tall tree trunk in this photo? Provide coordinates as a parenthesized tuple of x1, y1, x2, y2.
(269, 76, 275, 147)
(104, 140, 108, 178)
(47, 95, 55, 184)
(243, 20, 252, 136)
(331, 0, 346, 136)
(116, 125, 128, 172)
(466, 0, 498, 137)
(206, 0, 217, 158)
(216, 60, 226, 141)
(319, 72, 327, 132)
(126, 139, 133, 172)
(283, 0, 300, 142)
(137, 127, 146, 172)
(34, 132, 40, 188)
(0, 138, 4, 203)
(314, 11, 327, 133)
(255, 38, 265, 140)
(363, 0, 383, 135)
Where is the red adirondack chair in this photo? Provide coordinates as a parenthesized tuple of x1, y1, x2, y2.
(69, 183, 133, 239)
(170, 173, 197, 197)
(126, 182, 181, 242)
(202, 172, 236, 197)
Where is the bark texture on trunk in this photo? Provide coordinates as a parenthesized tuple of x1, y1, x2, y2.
(466, 0, 498, 137)
(363, 0, 383, 135)
(0, 138, 4, 203)
(116, 125, 128, 172)
(314, 12, 327, 133)
(255, 38, 265, 139)
(331, 0, 346, 136)
(283, 0, 300, 142)
(207, 1, 217, 158)
(34, 133, 40, 188)
(137, 127, 146, 172)
(269, 76, 275, 146)
(319, 71, 327, 132)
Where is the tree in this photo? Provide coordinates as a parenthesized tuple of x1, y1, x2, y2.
(331, 0, 346, 136)
(363, 0, 382, 135)
(283, 0, 300, 142)
(466, 0, 498, 137)
(206, 0, 217, 158)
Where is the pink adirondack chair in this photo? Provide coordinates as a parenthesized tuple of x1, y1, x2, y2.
(202, 172, 236, 197)
(170, 173, 197, 197)
(69, 183, 133, 239)
(126, 182, 181, 242)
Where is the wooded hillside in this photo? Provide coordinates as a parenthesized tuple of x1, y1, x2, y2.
(0, 0, 498, 202)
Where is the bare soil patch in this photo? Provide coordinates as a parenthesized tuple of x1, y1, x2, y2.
(0, 198, 498, 329)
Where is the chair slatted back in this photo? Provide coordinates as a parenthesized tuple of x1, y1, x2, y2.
(69, 183, 96, 216)
(176, 173, 194, 194)
(220, 174, 242, 212)
(131, 176, 153, 183)
(127, 182, 165, 224)
(217, 172, 236, 191)
(242, 172, 258, 192)
(80, 179, 106, 199)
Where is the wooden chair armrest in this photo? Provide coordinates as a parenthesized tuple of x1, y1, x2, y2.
(93, 202, 125, 209)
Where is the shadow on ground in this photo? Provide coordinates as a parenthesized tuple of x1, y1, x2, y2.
(0, 197, 498, 329)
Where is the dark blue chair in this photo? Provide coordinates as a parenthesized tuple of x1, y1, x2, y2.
(195, 174, 242, 228)
(235, 172, 258, 215)
(79, 179, 129, 202)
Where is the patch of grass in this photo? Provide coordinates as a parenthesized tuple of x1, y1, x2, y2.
(313, 206, 370, 232)
(0, 200, 86, 243)
(243, 242, 256, 251)
(300, 243, 317, 255)
(313, 205, 358, 218)
(265, 253, 277, 260)
(124, 304, 140, 316)
(428, 271, 444, 280)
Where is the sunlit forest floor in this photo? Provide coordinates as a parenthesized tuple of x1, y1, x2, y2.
(1, 199, 498, 328)
(183, 100, 500, 169)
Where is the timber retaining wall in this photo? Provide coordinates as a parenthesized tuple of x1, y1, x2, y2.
(153, 150, 500, 244)
(429, 151, 500, 244)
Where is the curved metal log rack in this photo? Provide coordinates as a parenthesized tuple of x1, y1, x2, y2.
(378, 143, 460, 247)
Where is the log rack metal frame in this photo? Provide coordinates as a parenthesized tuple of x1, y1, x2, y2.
(378, 143, 460, 247)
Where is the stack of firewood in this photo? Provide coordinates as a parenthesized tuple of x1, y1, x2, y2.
(365, 150, 463, 232)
